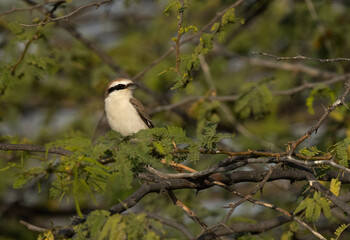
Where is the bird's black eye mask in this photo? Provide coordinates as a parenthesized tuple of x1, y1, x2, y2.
(108, 83, 135, 94)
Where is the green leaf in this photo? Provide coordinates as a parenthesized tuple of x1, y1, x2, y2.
(306, 85, 335, 115)
(304, 198, 315, 221)
(329, 138, 350, 167)
(330, 178, 341, 197)
(86, 210, 110, 239)
(331, 224, 350, 240)
(234, 83, 273, 120)
(98, 214, 125, 240)
(299, 146, 322, 157)
(222, 8, 236, 25)
(13, 174, 32, 189)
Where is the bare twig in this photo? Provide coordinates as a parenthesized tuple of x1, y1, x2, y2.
(199, 54, 216, 93)
(167, 190, 210, 231)
(20, 220, 47, 233)
(273, 73, 350, 95)
(214, 44, 337, 78)
(0, 0, 65, 17)
(223, 162, 283, 223)
(21, 0, 112, 27)
(287, 80, 350, 154)
(253, 51, 350, 63)
(145, 213, 194, 239)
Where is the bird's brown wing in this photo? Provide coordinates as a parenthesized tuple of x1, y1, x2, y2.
(130, 98, 154, 129)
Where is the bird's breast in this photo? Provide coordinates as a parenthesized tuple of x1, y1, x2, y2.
(105, 95, 148, 136)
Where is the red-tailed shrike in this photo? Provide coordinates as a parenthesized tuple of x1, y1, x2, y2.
(104, 78, 154, 136)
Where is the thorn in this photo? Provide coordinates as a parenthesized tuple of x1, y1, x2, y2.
(342, 101, 350, 110)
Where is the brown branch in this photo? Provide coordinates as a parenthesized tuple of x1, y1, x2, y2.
(253, 51, 350, 63)
(0, 143, 72, 156)
(273, 73, 350, 95)
(9, 29, 40, 75)
(199, 216, 291, 239)
(287, 80, 350, 154)
(282, 156, 350, 173)
(214, 44, 338, 78)
(223, 162, 283, 223)
(21, 0, 113, 27)
(306, 173, 350, 216)
(0, 0, 65, 17)
(20, 220, 47, 233)
(145, 213, 194, 240)
(167, 190, 210, 232)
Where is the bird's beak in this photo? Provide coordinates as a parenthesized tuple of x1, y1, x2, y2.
(129, 83, 138, 90)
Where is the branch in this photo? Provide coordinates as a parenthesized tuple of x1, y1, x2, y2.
(20, 220, 47, 233)
(198, 216, 291, 239)
(175, 0, 185, 76)
(306, 173, 350, 215)
(0, 143, 72, 156)
(150, 74, 349, 114)
(0, 0, 65, 17)
(223, 162, 283, 223)
(214, 44, 337, 78)
(167, 190, 211, 232)
(253, 51, 350, 63)
(21, 0, 112, 27)
(145, 213, 194, 240)
(287, 80, 350, 154)
(272, 73, 350, 95)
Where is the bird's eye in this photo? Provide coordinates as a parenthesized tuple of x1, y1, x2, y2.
(108, 84, 127, 94)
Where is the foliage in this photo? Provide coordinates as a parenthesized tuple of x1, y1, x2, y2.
(0, 0, 350, 240)
(331, 224, 350, 240)
(294, 191, 332, 222)
(73, 211, 162, 240)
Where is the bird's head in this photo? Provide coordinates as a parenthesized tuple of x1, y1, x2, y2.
(105, 78, 137, 98)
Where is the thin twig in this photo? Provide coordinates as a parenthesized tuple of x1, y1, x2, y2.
(21, 0, 112, 27)
(214, 44, 337, 78)
(145, 213, 194, 239)
(253, 51, 350, 63)
(0, 0, 65, 17)
(223, 162, 283, 223)
(175, 0, 185, 76)
(167, 190, 210, 231)
(20, 220, 47, 233)
(287, 80, 350, 154)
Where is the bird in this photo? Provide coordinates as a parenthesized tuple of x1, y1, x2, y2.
(104, 78, 154, 136)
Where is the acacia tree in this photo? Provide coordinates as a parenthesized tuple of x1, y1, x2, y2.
(1, 0, 350, 239)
